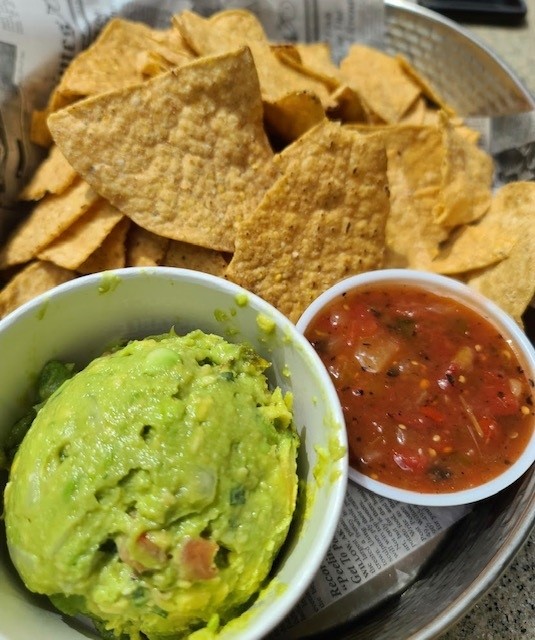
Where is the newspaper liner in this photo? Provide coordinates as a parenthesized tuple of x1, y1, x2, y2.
(0, 0, 532, 637)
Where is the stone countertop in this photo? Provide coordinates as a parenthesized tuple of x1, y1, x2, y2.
(439, 535, 535, 639)
(428, 6, 535, 640)
(453, 0, 535, 99)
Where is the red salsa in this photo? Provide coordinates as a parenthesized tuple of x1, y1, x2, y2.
(306, 284, 535, 493)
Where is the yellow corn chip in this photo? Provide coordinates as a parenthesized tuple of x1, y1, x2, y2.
(0, 260, 75, 320)
(19, 145, 77, 201)
(173, 9, 268, 53)
(78, 218, 130, 275)
(466, 182, 535, 323)
(264, 92, 326, 143)
(421, 108, 442, 127)
(434, 114, 493, 227)
(136, 49, 191, 77)
(174, 10, 335, 108)
(430, 220, 516, 275)
(396, 55, 456, 116)
(57, 19, 172, 98)
(38, 200, 124, 270)
(0, 178, 99, 269)
(126, 225, 170, 267)
(295, 43, 342, 80)
(48, 48, 277, 253)
(30, 110, 54, 148)
(340, 45, 421, 123)
(326, 84, 369, 123)
(226, 121, 390, 322)
(273, 45, 339, 92)
(398, 97, 427, 125)
(364, 124, 449, 268)
(30, 89, 78, 148)
(165, 240, 228, 277)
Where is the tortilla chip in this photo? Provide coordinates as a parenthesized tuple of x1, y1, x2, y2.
(56, 19, 172, 98)
(173, 9, 268, 53)
(327, 84, 369, 123)
(136, 49, 191, 77)
(264, 92, 326, 143)
(30, 90, 77, 148)
(466, 182, 535, 323)
(38, 200, 124, 270)
(226, 121, 390, 322)
(421, 108, 441, 127)
(430, 219, 516, 275)
(365, 124, 449, 268)
(19, 145, 77, 201)
(295, 43, 342, 80)
(0, 260, 75, 319)
(126, 225, 170, 267)
(165, 240, 228, 277)
(398, 97, 427, 125)
(273, 45, 339, 92)
(339, 45, 421, 123)
(396, 55, 456, 116)
(0, 178, 99, 269)
(173, 10, 335, 108)
(48, 48, 277, 253)
(434, 114, 493, 227)
(30, 110, 54, 148)
(77, 218, 130, 274)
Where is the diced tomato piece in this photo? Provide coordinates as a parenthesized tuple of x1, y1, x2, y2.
(329, 304, 380, 345)
(419, 405, 446, 423)
(181, 537, 219, 581)
(393, 451, 427, 474)
(480, 371, 520, 416)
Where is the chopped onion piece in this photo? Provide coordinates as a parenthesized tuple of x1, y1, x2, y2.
(509, 378, 523, 397)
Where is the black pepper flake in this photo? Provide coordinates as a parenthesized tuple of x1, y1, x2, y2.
(446, 372, 455, 386)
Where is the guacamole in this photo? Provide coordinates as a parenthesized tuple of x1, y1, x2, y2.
(4, 330, 299, 639)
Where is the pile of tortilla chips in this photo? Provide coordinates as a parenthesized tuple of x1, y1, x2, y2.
(0, 9, 534, 325)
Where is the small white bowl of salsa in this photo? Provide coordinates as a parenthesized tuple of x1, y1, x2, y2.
(297, 269, 535, 507)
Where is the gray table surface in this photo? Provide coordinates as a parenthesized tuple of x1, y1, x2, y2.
(423, 3, 535, 638)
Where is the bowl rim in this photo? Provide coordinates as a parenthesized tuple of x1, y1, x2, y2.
(296, 268, 535, 508)
(0, 266, 349, 640)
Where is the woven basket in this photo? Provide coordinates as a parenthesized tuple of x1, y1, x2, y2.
(384, 0, 534, 115)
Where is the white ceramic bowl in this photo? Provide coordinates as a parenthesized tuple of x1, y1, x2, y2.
(0, 266, 348, 640)
(297, 269, 535, 508)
